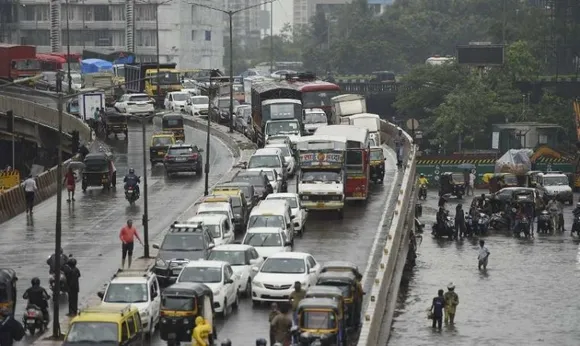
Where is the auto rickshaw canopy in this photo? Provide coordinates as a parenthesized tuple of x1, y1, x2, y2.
(162, 114, 184, 128)
(83, 152, 112, 172)
(161, 282, 213, 315)
(297, 297, 341, 330)
(316, 271, 357, 299)
(306, 286, 345, 303)
(151, 132, 176, 147)
(320, 261, 362, 281)
(0, 269, 18, 314)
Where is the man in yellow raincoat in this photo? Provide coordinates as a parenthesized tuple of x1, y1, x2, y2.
(192, 316, 212, 346)
(444, 282, 459, 325)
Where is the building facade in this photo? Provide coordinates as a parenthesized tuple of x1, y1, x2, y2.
(223, 0, 262, 49)
(0, 0, 224, 70)
(293, 0, 393, 27)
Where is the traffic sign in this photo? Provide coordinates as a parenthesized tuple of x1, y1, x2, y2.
(406, 118, 419, 130)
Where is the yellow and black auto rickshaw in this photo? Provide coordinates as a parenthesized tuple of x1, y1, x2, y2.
(320, 261, 363, 281)
(297, 298, 347, 346)
(0, 269, 18, 315)
(103, 111, 128, 138)
(369, 146, 385, 184)
(438, 172, 466, 198)
(162, 114, 185, 141)
(159, 282, 215, 344)
(305, 286, 345, 321)
(82, 152, 116, 191)
(488, 173, 518, 193)
(315, 271, 362, 329)
(150, 132, 176, 164)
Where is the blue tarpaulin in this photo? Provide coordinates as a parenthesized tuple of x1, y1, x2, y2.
(81, 59, 113, 74)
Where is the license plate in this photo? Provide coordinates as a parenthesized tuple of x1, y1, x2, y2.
(27, 319, 35, 323)
(176, 157, 187, 162)
(127, 191, 134, 194)
(353, 192, 363, 197)
(173, 269, 182, 275)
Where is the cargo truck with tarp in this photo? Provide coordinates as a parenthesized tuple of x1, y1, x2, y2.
(124, 63, 181, 107)
(251, 80, 303, 147)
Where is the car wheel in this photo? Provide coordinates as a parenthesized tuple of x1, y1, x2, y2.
(300, 225, 305, 237)
(244, 279, 252, 297)
(233, 291, 240, 309)
(221, 299, 228, 318)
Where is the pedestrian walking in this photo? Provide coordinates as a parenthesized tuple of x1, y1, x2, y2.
(269, 303, 281, 346)
(119, 219, 142, 269)
(430, 289, 445, 330)
(270, 304, 293, 345)
(23, 175, 37, 214)
(478, 240, 490, 270)
(0, 306, 25, 346)
(455, 204, 466, 238)
(469, 170, 476, 196)
(289, 281, 306, 324)
(64, 167, 76, 202)
(65, 258, 81, 316)
(444, 282, 459, 324)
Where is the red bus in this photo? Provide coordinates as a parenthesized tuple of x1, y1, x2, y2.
(281, 74, 340, 119)
(37, 53, 82, 71)
(315, 125, 371, 200)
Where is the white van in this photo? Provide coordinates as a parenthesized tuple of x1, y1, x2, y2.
(247, 199, 294, 244)
(247, 147, 288, 191)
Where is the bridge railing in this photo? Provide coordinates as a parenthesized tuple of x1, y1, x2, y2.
(357, 120, 417, 346)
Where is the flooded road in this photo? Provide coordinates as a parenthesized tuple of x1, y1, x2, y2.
(387, 189, 580, 346)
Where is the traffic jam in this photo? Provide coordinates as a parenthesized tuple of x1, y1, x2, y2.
(50, 73, 391, 345)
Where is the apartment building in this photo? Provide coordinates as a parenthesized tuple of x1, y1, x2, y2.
(223, 0, 262, 48)
(1, 0, 224, 70)
(293, 0, 394, 27)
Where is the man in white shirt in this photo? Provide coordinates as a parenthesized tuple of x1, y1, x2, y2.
(23, 175, 37, 214)
(469, 171, 476, 196)
(478, 239, 490, 270)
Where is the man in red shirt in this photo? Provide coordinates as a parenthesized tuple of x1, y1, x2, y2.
(119, 219, 142, 269)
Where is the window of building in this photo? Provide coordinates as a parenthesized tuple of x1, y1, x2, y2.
(136, 30, 157, 47)
(21, 30, 50, 46)
(136, 4, 156, 20)
(94, 31, 112, 46)
(111, 5, 126, 21)
(205, 30, 211, 41)
(94, 5, 111, 21)
(191, 30, 196, 41)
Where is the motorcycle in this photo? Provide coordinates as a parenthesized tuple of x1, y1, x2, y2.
(433, 211, 456, 240)
(476, 213, 490, 235)
(418, 184, 427, 200)
(465, 213, 475, 237)
(125, 185, 139, 205)
(49, 272, 68, 295)
(537, 211, 552, 234)
(572, 214, 580, 236)
(514, 216, 531, 238)
(22, 305, 47, 335)
(489, 212, 510, 230)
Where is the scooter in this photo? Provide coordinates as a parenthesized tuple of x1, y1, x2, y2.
(22, 305, 48, 335)
(418, 184, 427, 200)
(537, 210, 552, 234)
(125, 185, 139, 205)
(476, 213, 490, 235)
(489, 212, 510, 230)
(433, 212, 456, 240)
(49, 272, 68, 295)
(513, 217, 531, 238)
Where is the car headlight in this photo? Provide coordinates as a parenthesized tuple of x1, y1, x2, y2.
(213, 288, 221, 295)
(140, 310, 149, 318)
(155, 258, 167, 268)
(252, 280, 263, 288)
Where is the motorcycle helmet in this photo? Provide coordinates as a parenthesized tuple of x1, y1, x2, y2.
(68, 258, 77, 266)
(255, 339, 267, 346)
(129, 168, 135, 174)
(420, 173, 424, 177)
(31, 277, 40, 286)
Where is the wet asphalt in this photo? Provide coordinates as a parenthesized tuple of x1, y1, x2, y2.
(387, 189, 580, 346)
(8, 121, 234, 345)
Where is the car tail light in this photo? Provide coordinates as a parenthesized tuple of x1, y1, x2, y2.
(190, 153, 198, 159)
(128, 186, 134, 191)
(27, 311, 37, 317)
(165, 155, 174, 161)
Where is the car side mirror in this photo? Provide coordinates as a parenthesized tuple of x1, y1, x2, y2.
(284, 241, 292, 247)
(309, 268, 317, 274)
(225, 279, 234, 284)
(152, 244, 160, 249)
(151, 291, 158, 299)
(208, 243, 215, 249)
(251, 267, 259, 273)
(97, 292, 104, 299)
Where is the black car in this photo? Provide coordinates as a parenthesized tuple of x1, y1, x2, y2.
(152, 222, 216, 285)
(231, 170, 273, 200)
(163, 143, 204, 176)
(211, 97, 240, 124)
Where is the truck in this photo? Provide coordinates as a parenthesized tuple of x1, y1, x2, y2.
(330, 94, 366, 124)
(78, 92, 105, 122)
(124, 63, 181, 106)
(341, 113, 382, 146)
(0, 44, 41, 81)
(296, 135, 348, 219)
(263, 99, 303, 147)
(83, 73, 122, 106)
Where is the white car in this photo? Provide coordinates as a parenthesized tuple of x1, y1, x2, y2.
(196, 202, 236, 225)
(187, 214, 234, 246)
(270, 70, 297, 79)
(208, 244, 264, 297)
(241, 227, 291, 259)
(265, 143, 296, 176)
(265, 193, 308, 236)
(251, 252, 320, 304)
(303, 108, 328, 135)
(181, 80, 201, 95)
(247, 168, 282, 193)
(185, 95, 210, 117)
(98, 271, 161, 336)
(248, 147, 288, 185)
(114, 93, 154, 115)
(164, 91, 189, 112)
(177, 260, 241, 317)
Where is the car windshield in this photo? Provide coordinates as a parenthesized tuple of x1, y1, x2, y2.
(208, 250, 246, 265)
(262, 170, 276, 181)
(544, 176, 568, 186)
(249, 155, 281, 169)
(161, 234, 204, 251)
(192, 97, 208, 104)
(260, 258, 305, 273)
(179, 267, 222, 283)
(66, 322, 118, 343)
(303, 90, 340, 107)
(301, 171, 341, 183)
(129, 95, 150, 102)
(219, 99, 239, 108)
(370, 150, 383, 160)
(304, 113, 326, 124)
(205, 224, 221, 238)
(243, 233, 282, 247)
(249, 215, 284, 228)
(172, 93, 188, 101)
(268, 197, 298, 208)
(104, 283, 148, 303)
(152, 137, 173, 146)
(197, 210, 229, 218)
(161, 296, 194, 310)
(301, 311, 337, 329)
(266, 121, 299, 135)
(232, 174, 264, 186)
(168, 147, 196, 155)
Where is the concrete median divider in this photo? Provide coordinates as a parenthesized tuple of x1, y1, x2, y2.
(357, 121, 417, 346)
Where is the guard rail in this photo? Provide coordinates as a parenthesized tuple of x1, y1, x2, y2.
(357, 120, 417, 346)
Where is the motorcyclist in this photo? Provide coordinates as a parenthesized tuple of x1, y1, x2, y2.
(435, 206, 447, 236)
(123, 168, 141, 197)
(22, 278, 50, 324)
(455, 204, 466, 238)
(0, 306, 25, 346)
(571, 202, 580, 235)
(547, 197, 564, 231)
(46, 249, 68, 275)
(418, 174, 428, 186)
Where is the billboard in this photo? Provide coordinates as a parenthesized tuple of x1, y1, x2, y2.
(456, 45, 504, 66)
(300, 151, 343, 167)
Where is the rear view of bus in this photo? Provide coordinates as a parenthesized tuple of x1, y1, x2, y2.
(315, 125, 371, 201)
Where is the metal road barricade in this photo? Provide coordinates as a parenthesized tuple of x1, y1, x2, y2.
(0, 170, 20, 192)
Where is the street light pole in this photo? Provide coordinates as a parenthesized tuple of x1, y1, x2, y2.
(228, 12, 234, 133)
(66, 0, 72, 92)
(269, 1, 273, 73)
(204, 77, 212, 196)
(155, 2, 161, 106)
(141, 115, 150, 257)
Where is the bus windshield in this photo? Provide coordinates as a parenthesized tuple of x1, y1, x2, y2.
(303, 90, 340, 108)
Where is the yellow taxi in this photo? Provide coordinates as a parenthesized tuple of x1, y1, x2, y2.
(211, 187, 250, 232)
(150, 132, 176, 165)
(63, 305, 144, 346)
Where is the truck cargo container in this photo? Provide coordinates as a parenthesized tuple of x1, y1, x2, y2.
(0, 44, 40, 81)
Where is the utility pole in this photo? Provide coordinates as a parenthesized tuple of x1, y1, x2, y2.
(141, 116, 150, 257)
(66, 0, 72, 92)
(155, 2, 161, 106)
(269, 1, 274, 73)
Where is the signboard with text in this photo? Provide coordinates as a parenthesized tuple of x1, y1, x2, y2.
(300, 151, 343, 167)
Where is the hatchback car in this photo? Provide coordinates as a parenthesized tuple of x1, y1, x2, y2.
(163, 143, 203, 176)
(185, 95, 210, 117)
(114, 93, 154, 115)
(208, 244, 264, 297)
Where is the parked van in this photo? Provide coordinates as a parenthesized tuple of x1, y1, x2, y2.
(248, 199, 294, 244)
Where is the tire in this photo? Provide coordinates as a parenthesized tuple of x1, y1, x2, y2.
(299, 225, 305, 237)
(233, 291, 240, 309)
(244, 279, 252, 297)
(221, 299, 228, 318)
(28, 326, 35, 335)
